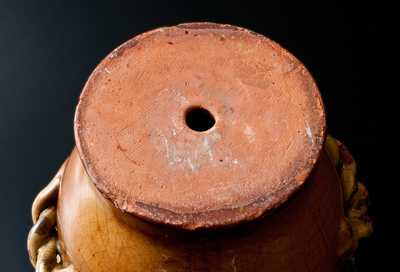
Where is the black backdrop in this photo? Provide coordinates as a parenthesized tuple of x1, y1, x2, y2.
(1, 0, 384, 271)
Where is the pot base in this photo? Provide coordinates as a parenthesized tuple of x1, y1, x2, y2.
(74, 22, 326, 229)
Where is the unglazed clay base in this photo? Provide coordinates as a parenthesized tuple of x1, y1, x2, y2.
(75, 22, 325, 229)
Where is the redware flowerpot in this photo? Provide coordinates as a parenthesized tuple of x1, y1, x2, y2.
(27, 22, 372, 272)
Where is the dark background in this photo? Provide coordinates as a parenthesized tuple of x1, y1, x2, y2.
(1, 0, 384, 271)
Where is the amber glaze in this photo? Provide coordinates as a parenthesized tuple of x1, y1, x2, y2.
(58, 149, 342, 271)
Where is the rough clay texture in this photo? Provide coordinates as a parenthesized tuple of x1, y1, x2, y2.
(74, 22, 326, 229)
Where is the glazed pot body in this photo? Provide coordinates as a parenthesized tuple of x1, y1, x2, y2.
(57, 148, 342, 272)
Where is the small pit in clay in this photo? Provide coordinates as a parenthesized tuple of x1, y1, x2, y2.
(185, 106, 216, 132)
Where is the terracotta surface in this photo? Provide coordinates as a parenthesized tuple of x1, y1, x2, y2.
(74, 22, 326, 229)
(57, 148, 342, 272)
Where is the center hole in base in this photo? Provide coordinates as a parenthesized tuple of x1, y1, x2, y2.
(185, 106, 216, 132)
